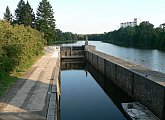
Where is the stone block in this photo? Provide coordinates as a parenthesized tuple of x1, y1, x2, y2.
(115, 65, 133, 96)
(133, 73, 165, 119)
(89, 52, 93, 64)
(92, 53, 98, 68)
(105, 60, 116, 82)
(97, 56, 105, 74)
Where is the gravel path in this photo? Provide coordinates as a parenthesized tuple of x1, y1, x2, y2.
(0, 46, 60, 120)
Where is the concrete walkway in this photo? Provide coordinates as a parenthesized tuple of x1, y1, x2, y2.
(0, 47, 60, 120)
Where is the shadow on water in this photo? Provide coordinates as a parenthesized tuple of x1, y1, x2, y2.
(85, 62, 133, 112)
(60, 60, 133, 120)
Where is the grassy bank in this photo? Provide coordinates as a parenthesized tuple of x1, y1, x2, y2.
(0, 53, 43, 97)
(0, 20, 45, 97)
(0, 71, 18, 96)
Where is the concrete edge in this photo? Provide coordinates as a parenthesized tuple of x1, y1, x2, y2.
(86, 47, 165, 87)
(47, 58, 60, 120)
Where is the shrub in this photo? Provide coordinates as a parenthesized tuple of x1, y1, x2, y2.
(0, 20, 45, 73)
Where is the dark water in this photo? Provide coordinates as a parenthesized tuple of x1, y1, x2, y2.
(62, 41, 165, 73)
(60, 62, 132, 120)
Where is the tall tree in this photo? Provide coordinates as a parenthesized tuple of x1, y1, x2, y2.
(36, 0, 56, 45)
(14, 0, 25, 24)
(3, 6, 13, 23)
(22, 1, 35, 27)
(14, 0, 35, 27)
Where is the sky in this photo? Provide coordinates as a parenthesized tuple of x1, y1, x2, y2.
(0, 0, 165, 34)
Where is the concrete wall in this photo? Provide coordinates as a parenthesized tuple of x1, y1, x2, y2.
(60, 46, 84, 58)
(85, 45, 165, 120)
(133, 74, 165, 119)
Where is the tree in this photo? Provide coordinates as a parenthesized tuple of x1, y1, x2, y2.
(14, 0, 35, 27)
(0, 20, 45, 72)
(22, 1, 35, 27)
(135, 21, 155, 48)
(56, 29, 66, 41)
(14, 0, 25, 24)
(36, 0, 56, 45)
(3, 6, 13, 23)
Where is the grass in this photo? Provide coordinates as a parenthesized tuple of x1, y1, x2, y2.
(0, 70, 18, 96)
(0, 53, 44, 97)
(12, 53, 44, 77)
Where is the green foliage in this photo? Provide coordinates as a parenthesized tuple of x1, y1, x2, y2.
(0, 20, 45, 73)
(0, 70, 18, 96)
(88, 21, 165, 50)
(54, 40, 77, 44)
(22, 1, 35, 27)
(14, 0, 35, 28)
(56, 29, 85, 42)
(36, 0, 56, 45)
(0, 20, 45, 96)
(3, 6, 13, 23)
(14, 0, 26, 24)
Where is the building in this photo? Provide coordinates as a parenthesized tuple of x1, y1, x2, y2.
(120, 18, 141, 28)
(160, 23, 165, 29)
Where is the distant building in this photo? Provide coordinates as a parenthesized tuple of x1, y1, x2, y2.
(120, 18, 141, 28)
(160, 23, 165, 29)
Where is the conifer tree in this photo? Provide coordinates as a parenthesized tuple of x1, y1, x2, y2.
(14, 0, 35, 27)
(22, 1, 35, 27)
(36, 0, 56, 45)
(3, 6, 13, 23)
(14, 0, 25, 24)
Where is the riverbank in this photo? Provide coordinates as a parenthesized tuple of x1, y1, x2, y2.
(0, 46, 60, 120)
(102, 40, 165, 51)
(88, 21, 165, 51)
(54, 40, 77, 44)
(72, 41, 165, 73)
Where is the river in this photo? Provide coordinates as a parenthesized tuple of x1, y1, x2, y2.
(62, 41, 165, 73)
(60, 61, 132, 120)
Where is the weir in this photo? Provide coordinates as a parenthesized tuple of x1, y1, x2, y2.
(60, 45, 165, 120)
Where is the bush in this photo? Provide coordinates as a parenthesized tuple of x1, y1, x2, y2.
(0, 20, 46, 73)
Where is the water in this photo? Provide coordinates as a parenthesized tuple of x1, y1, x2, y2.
(60, 62, 132, 120)
(62, 41, 165, 73)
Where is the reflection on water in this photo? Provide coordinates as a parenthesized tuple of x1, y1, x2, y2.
(60, 61, 132, 120)
(62, 41, 165, 73)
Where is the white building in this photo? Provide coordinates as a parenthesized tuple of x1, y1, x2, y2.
(160, 23, 165, 29)
(120, 18, 141, 28)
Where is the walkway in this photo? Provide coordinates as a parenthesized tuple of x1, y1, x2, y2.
(0, 46, 60, 120)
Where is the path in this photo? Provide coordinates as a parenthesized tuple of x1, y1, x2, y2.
(0, 46, 60, 120)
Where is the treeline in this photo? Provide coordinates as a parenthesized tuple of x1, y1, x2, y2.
(0, 20, 45, 73)
(4, 0, 55, 45)
(4, 0, 85, 45)
(88, 21, 165, 50)
(56, 29, 85, 41)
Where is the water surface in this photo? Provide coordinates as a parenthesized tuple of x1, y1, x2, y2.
(60, 62, 131, 120)
(62, 41, 165, 73)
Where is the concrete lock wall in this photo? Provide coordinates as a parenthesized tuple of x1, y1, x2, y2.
(60, 46, 84, 58)
(133, 74, 165, 119)
(115, 65, 134, 97)
(85, 46, 165, 120)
